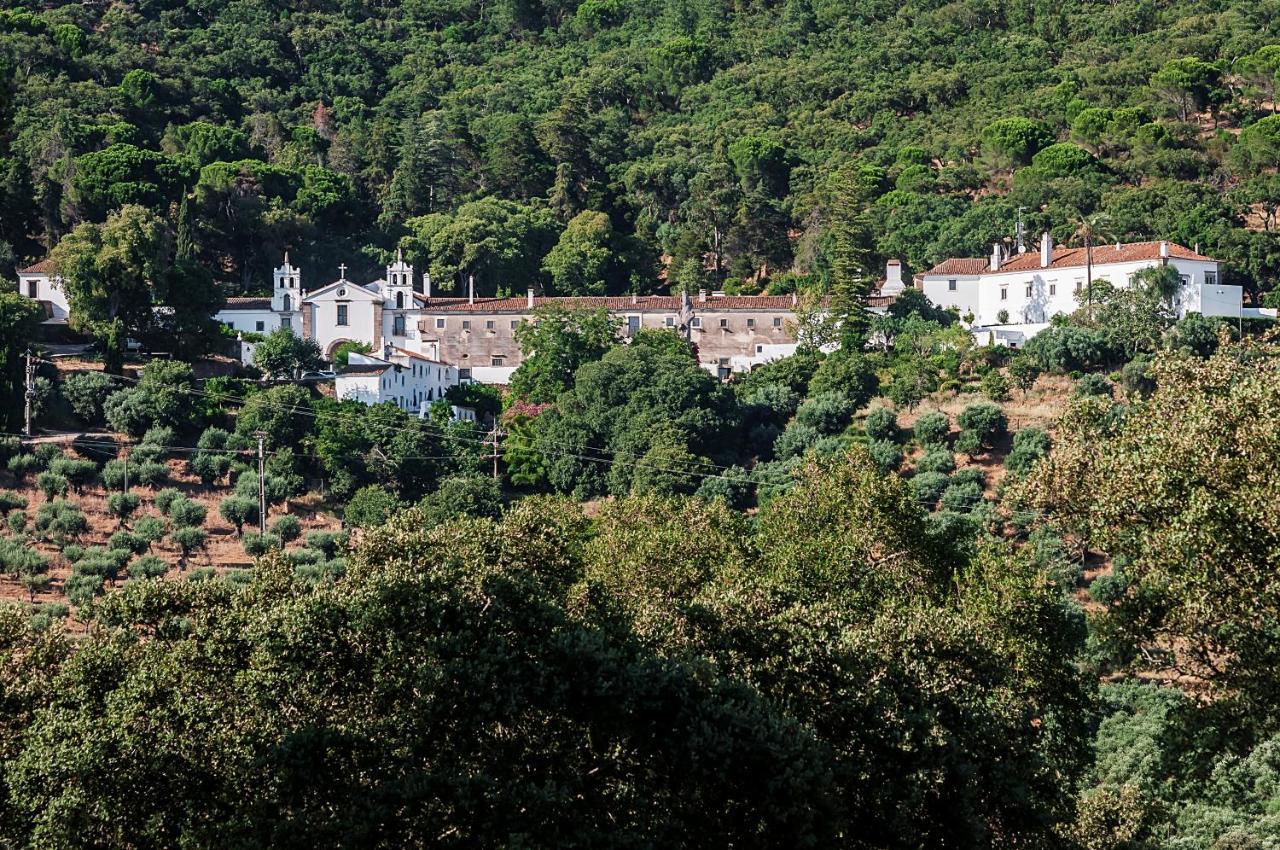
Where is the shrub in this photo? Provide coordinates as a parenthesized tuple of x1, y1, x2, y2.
(806, 350, 879, 408)
(954, 429, 981, 457)
(0, 491, 27, 516)
(219, 496, 259, 537)
(62, 371, 117, 424)
(190, 452, 231, 486)
(694, 466, 754, 510)
(305, 531, 346, 558)
(188, 567, 216, 582)
(1090, 568, 1130, 606)
(1006, 428, 1051, 476)
(36, 472, 69, 501)
(6, 454, 40, 482)
(1119, 356, 1155, 398)
(33, 444, 62, 465)
(950, 467, 986, 489)
(980, 370, 1009, 402)
(134, 515, 165, 544)
(957, 403, 1008, 445)
(170, 526, 208, 564)
(242, 532, 282, 557)
(106, 491, 141, 525)
(154, 488, 183, 515)
(271, 514, 302, 543)
(1073, 373, 1112, 399)
(101, 459, 127, 490)
(60, 544, 84, 565)
(772, 422, 822, 460)
(863, 407, 898, 442)
(915, 449, 956, 475)
(287, 547, 323, 566)
(128, 553, 168, 580)
(940, 480, 985, 511)
(866, 439, 903, 473)
(996, 309, 1009, 324)
(909, 471, 950, 507)
(913, 411, 949, 446)
(108, 530, 149, 554)
(741, 383, 801, 425)
(141, 425, 176, 453)
(7, 512, 25, 535)
(168, 498, 207, 529)
(344, 485, 401, 529)
(132, 460, 169, 488)
(64, 573, 104, 608)
(34, 501, 86, 542)
(796, 391, 855, 435)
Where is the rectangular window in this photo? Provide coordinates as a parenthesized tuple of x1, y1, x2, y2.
(462, 320, 471, 330)
(1000, 288, 1008, 301)
(26, 280, 37, 298)
(459, 368, 472, 380)
(255, 321, 265, 332)
(719, 318, 729, 328)
(281, 317, 292, 331)
(627, 315, 640, 335)
(511, 320, 518, 330)
(665, 316, 675, 327)
(691, 317, 702, 329)
(435, 318, 445, 329)
(746, 318, 755, 328)
(948, 279, 957, 291)
(491, 356, 505, 367)
(1025, 284, 1033, 298)
(1074, 280, 1083, 293)
(336, 305, 348, 326)
(1049, 283, 1056, 296)
(1205, 271, 1218, 286)
(485, 320, 494, 330)
(393, 315, 406, 336)
(1180, 275, 1191, 288)
(772, 317, 782, 328)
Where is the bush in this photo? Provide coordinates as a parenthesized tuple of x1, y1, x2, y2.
(909, 471, 950, 507)
(271, 514, 302, 543)
(949, 467, 986, 489)
(132, 460, 170, 488)
(940, 480, 985, 511)
(141, 425, 176, 453)
(242, 532, 282, 557)
(170, 526, 208, 563)
(108, 530, 149, 554)
(913, 411, 950, 446)
(1089, 568, 1130, 606)
(168, 498, 208, 529)
(187, 567, 216, 582)
(305, 531, 346, 558)
(0, 491, 27, 516)
(134, 515, 165, 544)
(344, 485, 400, 529)
(1119, 356, 1155, 398)
(6, 454, 40, 482)
(7, 512, 25, 535)
(1022, 325, 1119, 372)
(773, 422, 821, 460)
(915, 449, 956, 475)
(106, 491, 141, 524)
(154, 488, 183, 515)
(1073, 373, 1113, 399)
(62, 371, 118, 424)
(219, 496, 259, 537)
(1006, 428, 1051, 476)
(694, 466, 754, 510)
(101, 459, 127, 490)
(957, 403, 1008, 444)
(35, 500, 87, 542)
(866, 439, 903, 473)
(796, 391, 855, 435)
(128, 554, 168, 580)
(863, 407, 898, 442)
(64, 573, 103, 608)
(36, 472, 68, 501)
(954, 429, 981, 457)
(980, 370, 1009, 402)
(741, 383, 801, 425)
(48, 457, 98, 491)
(806, 349, 879, 408)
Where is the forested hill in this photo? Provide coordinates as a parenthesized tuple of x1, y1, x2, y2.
(3, 0, 1280, 297)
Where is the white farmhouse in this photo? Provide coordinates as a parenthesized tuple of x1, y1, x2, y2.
(919, 233, 1240, 344)
(16, 259, 69, 324)
(333, 345, 458, 416)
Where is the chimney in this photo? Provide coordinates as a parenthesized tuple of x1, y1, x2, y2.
(791, 292, 798, 306)
(527, 287, 534, 309)
(424, 272, 432, 299)
(1194, 242, 1200, 255)
(1039, 231, 1052, 268)
(382, 343, 393, 360)
(698, 288, 707, 303)
(1159, 241, 1170, 259)
(990, 243, 1002, 272)
(631, 292, 638, 305)
(883, 259, 904, 294)
(468, 274, 475, 305)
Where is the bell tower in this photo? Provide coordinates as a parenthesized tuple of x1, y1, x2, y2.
(385, 248, 414, 312)
(272, 253, 301, 315)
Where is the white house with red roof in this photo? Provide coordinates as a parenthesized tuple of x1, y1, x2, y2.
(334, 344, 459, 415)
(919, 233, 1239, 344)
(15, 259, 69, 324)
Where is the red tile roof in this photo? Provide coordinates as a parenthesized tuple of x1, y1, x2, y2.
(414, 294, 802, 313)
(390, 345, 446, 365)
(222, 297, 273, 310)
(18, 259, 56, 275)
(925, 241, 1215, 277)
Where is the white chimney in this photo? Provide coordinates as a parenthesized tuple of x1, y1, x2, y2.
(527, 287, 534, 309)
(468, 274, 475, 305)
(883, 259, 904, 294)
(631, 292, 638, 305)
(424, 272, 432, 299)
(698, 288, 707, 303)
(990, 243, 1001, 272)
(382, 343, 393, 360)
(1159, 241, 1170, 259)
(791, 292, 798, 306)
(1040, 231, 1052, 268)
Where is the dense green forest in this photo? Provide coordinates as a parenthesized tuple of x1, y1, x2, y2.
(3, 0, 1280, 298)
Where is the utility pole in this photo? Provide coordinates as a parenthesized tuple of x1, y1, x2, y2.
(122, 449, 129, 492)
(254, 431, 267, 536)
(22, 349, 35, 438)
(487, 424, 502, 481)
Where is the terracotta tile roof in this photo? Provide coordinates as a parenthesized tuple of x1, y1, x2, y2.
(338, 364, 389, 377)
(995, 240, 1213, 272)
(923, 258, 992, 276)
(925, 241, 1216, 277)
(18, 258, 56, 275)
(390, 346, 446, 365)
(222, 297, 272, 310)
(415, 294, 802, 313)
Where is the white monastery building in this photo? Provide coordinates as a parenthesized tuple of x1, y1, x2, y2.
(919, 233, 1242, 344)
(333, 345, 458, 416)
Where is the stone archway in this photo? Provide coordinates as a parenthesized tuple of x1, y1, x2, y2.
(325, 338, 356, 359)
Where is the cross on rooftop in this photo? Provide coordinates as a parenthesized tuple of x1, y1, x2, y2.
(338, 263, 347, 279)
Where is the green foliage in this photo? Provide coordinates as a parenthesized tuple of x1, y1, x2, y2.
(1006, 428, 1051, 476)
(914, 411, 950, 446)
(35, 472, 68, 501)
(957, 403, 1008, 447)
(509, 306, 619, 403)
(330, 340, 372, 369)
(168, 498, 207, 529)
(940, 480, 984, 512)
(61, 371, 118, 424)
(416, 476, 502, 529)
(154, 488, 183, 516)
(344, 485, 400, 529)
(916, 449, 956, 475)
(866, 438, 903, 473)
(105, 491, 141, 525)
(104, 360, 201, 435)
(910, 471, 950, 508)
(0, 491, 27, 516)
(219, 496, 259, 537)
(863, 406, 898, 442)
(980, 370, 1010, 402)
(253, 328, 324, 378)
(981, 117, 1053, 167)
(1073, 373, 1113, 399)
(270, 514, 301, 543)
(797, 391, 855, 435)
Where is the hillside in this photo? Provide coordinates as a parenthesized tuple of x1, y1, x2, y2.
(2, 0, 1280, 296)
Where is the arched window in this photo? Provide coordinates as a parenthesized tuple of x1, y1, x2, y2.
(282, 293, 291, 312)
(395, 291, 404, 309)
